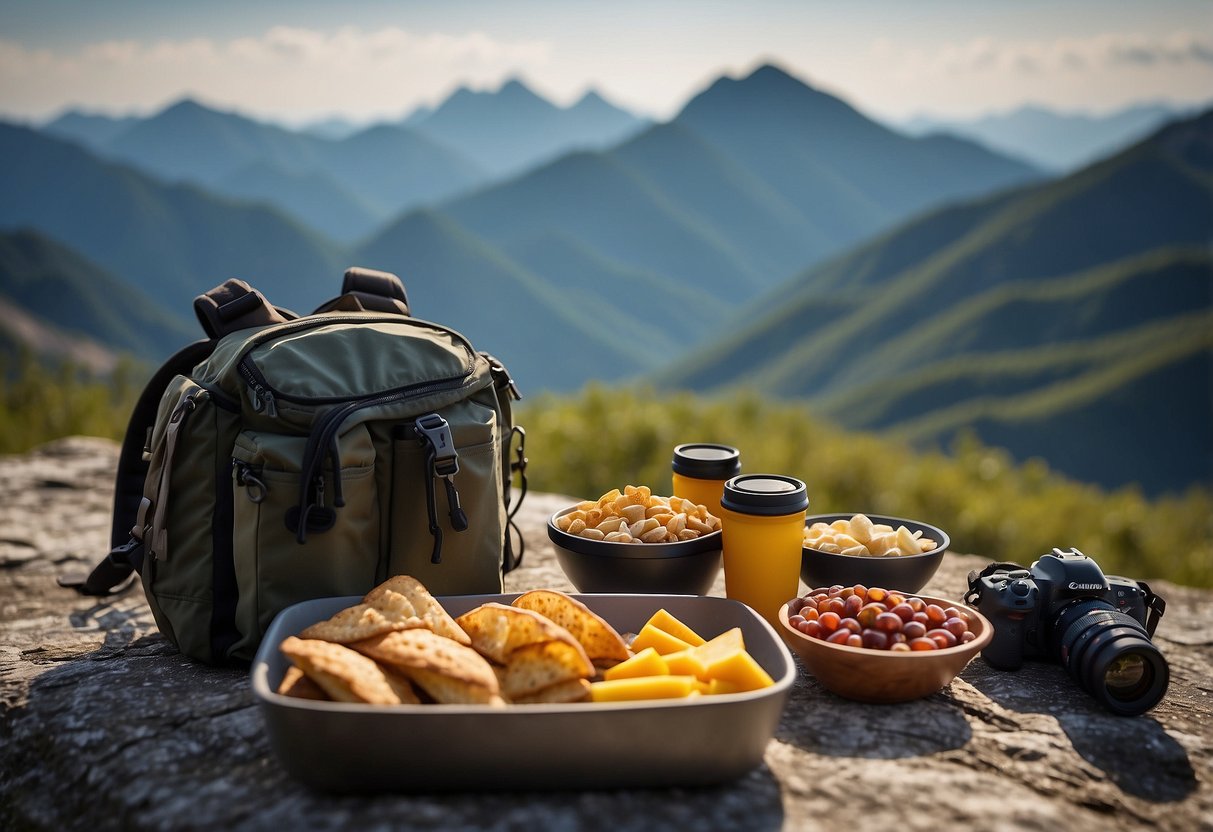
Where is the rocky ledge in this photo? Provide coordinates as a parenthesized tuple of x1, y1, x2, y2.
(1, 438, 1209, 830)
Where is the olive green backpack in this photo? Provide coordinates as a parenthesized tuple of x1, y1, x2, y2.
(65, 268, 528, 664)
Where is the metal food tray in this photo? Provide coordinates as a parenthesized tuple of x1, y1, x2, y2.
(252, 592, 795, 793)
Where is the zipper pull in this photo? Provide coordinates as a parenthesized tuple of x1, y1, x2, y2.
(246, 380, 278, 417)
(233, 461, 267, 503)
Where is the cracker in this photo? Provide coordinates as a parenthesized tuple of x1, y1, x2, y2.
(456, 603, 580, 665)
(378, 662, 422, 705)
(406, 667, 505, 706)
(276, 665, 329, 701)
(298, 603, 403, 644)
(512, 589, 630, 662)
(351, 630, 502, 703)
(278, 636, 403, 705)
(497, 639, 595, 699)
(510, 678, 591, 704)
(363, 575, 470, 645)
(299, 575, 469, 645)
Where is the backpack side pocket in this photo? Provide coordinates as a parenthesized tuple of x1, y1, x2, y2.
(228, 423, 381, 658)
(140, 376, 220, 663)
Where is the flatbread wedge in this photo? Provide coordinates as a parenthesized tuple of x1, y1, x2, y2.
(362, 575, 470, 645)
(276, 665, 329, 701)
(278, 636, 404, 705)
(497, 639, 595, 699)
(455, 603, 582, 664)
(353, 629, 501, 705)
(298, 575, 469, 645)
(512, 589, 630, 662)
(510, 678, 591, 704)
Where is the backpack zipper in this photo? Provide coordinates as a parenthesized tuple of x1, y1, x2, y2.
(291, 372, 481, 544)
(232, 314, 478, 412)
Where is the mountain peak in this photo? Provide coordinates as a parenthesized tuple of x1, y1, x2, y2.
(744, 63, 808, 88)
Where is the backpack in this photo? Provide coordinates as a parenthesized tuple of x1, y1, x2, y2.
(64, 267, 528, 664)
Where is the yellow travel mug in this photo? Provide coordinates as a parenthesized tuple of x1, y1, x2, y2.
(720, 474, 809, 624)
(671, 443, 741, 519)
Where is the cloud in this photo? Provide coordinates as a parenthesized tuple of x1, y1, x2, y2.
(0, 26, 554, 120)
(918, 32, 1213, 78)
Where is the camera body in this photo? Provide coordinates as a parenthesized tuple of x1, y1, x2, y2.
(975, 548, 1162, 670)
(967, 547, 1169, 715)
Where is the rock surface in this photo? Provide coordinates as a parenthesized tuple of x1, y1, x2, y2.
(1, 437, 1209, 831)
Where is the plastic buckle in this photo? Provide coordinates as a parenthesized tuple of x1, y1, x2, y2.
(415, 413, 459, 477)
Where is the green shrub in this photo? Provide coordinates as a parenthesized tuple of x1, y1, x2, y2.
(0, 350, 142, 453)
(519, 385, 1213, 588)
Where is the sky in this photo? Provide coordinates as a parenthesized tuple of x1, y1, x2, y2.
(0, 0, 1210, 125)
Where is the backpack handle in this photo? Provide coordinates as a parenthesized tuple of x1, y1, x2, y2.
(313, 267, 410, 316)
(194, 279, 297, 339)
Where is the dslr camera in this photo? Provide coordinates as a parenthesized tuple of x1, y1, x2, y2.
(966, 548, 1168, 716)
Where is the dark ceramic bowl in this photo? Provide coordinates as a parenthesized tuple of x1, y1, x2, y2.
(801, 513, 949, 595)
(548, 507, 722, 594)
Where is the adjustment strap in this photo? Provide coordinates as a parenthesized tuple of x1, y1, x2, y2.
(57, 537, 143, 596)
(1139, 581, 1166, 636)
(503, 426, 528, 573)
(416, 414, 468, 564)
(194, 279, 297, 339)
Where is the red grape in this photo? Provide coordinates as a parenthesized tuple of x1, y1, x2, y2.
(890, 603, 915, 622)
(819, 612, 842, 632)
(875, 612, 903, 633)
(944, 617, 968, 638)
(826, 629, 853, 645)
(927, 628, 958, 649)
(903, 621, 927, 640)
(862, 629, 889, 650)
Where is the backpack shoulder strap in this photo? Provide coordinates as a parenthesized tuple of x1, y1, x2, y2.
(60, 339, 218, 595)
(194, 278, 297, 339)
(312, 267, 410, 316)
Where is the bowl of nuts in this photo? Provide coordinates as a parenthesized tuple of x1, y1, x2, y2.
(548, 485, 723, 595)
(778, 585, 993, 703)
(801, 513, 949, 595)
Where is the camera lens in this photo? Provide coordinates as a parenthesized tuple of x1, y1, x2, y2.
(1053, 600, 1169, 716)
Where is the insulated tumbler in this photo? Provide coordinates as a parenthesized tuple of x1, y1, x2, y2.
(720, 474, 809, 623)
(671, 443, 742, 519)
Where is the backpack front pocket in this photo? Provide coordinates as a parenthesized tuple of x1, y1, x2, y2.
(387, 400, 505, 594)
(230, 424, 381, 652)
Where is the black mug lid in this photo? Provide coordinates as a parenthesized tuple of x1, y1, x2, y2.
(672, 443, 742, 480)
(721, 474, 808, 516)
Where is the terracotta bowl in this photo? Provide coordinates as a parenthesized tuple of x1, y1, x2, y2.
(777, 592, 993, 703)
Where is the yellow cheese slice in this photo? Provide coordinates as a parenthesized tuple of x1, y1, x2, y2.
(601, 647, 668, 681)
(644, 608, 707, 646)
(702, 649, 774, 692)
(707, 678, 743, 695)
(630, 623, 692, 655)
(589, 675, 699, 702)
(663, 648, 707, 680)
(691, 627, 745, 666)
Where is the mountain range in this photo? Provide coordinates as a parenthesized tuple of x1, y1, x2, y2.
(7, 63, 1207, 493)
(7, 64, 1041, 391)
(658, 110, 1213, 493)
(901, 101, 1203, 171)
(42, 80, 647, 243)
